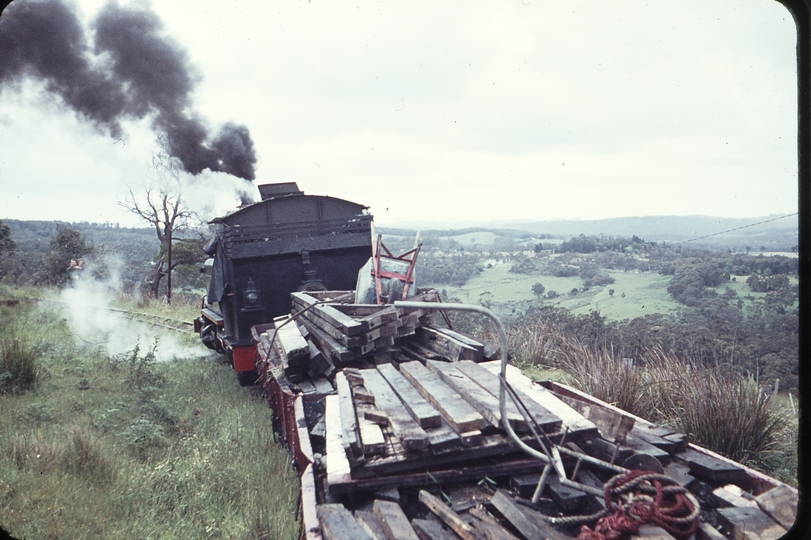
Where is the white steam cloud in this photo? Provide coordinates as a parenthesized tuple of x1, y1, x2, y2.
(56, 256, 206, 362)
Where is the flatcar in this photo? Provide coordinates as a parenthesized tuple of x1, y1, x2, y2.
(194, 182, 373, 385)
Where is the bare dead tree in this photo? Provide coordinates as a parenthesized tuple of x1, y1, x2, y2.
(120, 144, 196, 303)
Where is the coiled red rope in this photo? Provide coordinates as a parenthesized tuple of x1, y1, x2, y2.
(576, 470, 700, 540)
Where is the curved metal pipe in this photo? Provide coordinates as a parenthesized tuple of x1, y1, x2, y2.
(393, 301, 552, 463)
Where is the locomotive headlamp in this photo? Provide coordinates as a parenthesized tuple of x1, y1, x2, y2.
(243, 279, 260, 306)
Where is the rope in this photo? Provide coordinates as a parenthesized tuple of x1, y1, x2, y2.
(575, 470, 700, 540)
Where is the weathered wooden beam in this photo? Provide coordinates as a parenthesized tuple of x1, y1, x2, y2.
(416, 326, 480, 362)
(399, 361, 487, 434)
(317, 504, 375, 540)
(454, 360, 561, 433)
(556, 393, 634, 444)
(419, 490, 484, 540)
(754, 483, 798, 530)
(377, 363, 441, 429)
(299, 319, 355, 364)
(354, 510, 389, 540)
(324, 394, 352, 489)
(356, 402, 387, 456)
(427, 360, 527, 431)
(373, 499, 420, 540)
(292, 292, 364, 335)
(467, 505, 520, 540)
(411, 518, 459, 540)
(361, 368, 429, 451)
(490, 489, 573, 540)
(676, 449, 750, 484)
(716, 506, 787, 540)
(479, 361, 597, 438)
(336, 371, 363, 460)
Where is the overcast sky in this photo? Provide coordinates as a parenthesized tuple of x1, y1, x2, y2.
(0, 0, 799, 228)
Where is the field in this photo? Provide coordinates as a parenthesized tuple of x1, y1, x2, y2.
(0, 291, 299, 540)
(435, 264, 679, 321)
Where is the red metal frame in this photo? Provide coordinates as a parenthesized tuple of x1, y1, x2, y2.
(371, 233, 422, 304)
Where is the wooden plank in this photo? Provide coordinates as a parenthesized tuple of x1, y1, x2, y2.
(676, 449, 749, 484)
(356, 402, 387, 456)
(467, 505, 520, 540)
(546, 474, 587, 512)
(489, 490, 572, 540)
(436, 328, 486, 357)
(698, 522, 727, 540)
(361, 368, 429, 451)
(377, 363, 442, 429)
(301, 464, 322, 540)
(313, 376, 334, 394)
(556, 393, 634, 444)
(453, 360, 562, 433)
(330, 457, 547, 495)
(307, 340, 333, 378)
(274, 317, 309, 360)
(663, 461, 696, 489)
(399, 361, 488, 434)
(336, 372, 363, 460)
(479, 362, 597, 437)
(293, 302, 366, 348)
(411, 518, 459, 540)
(755, 483, 798, 530)
(354, 510, 388, 540)
(416, 326, 480, 361)
(292, 292, 365, 335)
(629, 524, 676, 540)
(628, 426, 677, 454)
(295, 396, 315, 464)
(424, 417, 462, 453)
(373, 499, 420, 540)
(716, 506, 787, 540)
(427, 360, 527, 431)
(317, 504, 375, 540)
(324, 394, 352, 489)
(419, 490, 484, 540)
(713, 485, 758, 508)
(300, 319, 355, 363)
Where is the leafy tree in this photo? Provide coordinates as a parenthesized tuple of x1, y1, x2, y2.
(0, 220, 15, 256)
(39, 225, 94, 286)
(0, 220, 18, 280)
(531, 282, 546, 299)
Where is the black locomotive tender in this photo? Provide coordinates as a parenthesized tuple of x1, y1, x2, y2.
(194, 182, 374, 385)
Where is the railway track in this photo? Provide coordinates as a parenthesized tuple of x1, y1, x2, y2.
(25, 298, 196, 335)
(106, 307, 196, 334)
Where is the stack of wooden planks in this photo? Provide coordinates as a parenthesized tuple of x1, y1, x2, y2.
(256, 288, 797, 540)
(315, 362, 797, 540)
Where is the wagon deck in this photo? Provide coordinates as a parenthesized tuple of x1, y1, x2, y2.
(254, 291, 798, 540)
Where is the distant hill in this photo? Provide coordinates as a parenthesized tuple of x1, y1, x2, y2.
(380, 214, 798, 250)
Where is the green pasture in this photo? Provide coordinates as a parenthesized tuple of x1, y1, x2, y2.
(567, 272, 677, 320)
(435, 265, 679, 321)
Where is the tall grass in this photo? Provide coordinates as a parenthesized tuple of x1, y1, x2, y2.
(0, 331, 38, 393)
(504, 319, 793, 479)
(0, 291, 300, 540)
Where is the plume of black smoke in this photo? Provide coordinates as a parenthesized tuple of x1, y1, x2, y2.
(0, 0, 257, 181)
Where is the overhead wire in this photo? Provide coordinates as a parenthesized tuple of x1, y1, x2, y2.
(669, 213, 798, 245)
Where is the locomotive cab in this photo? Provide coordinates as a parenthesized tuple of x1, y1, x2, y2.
(194, 182, 373, 385)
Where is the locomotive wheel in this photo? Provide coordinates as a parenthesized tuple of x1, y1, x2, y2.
(237, 369, 259, 387)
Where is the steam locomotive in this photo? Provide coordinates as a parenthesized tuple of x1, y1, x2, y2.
(193, 182, 374, 385)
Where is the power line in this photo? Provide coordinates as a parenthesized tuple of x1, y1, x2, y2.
(671, 213, 798, 245)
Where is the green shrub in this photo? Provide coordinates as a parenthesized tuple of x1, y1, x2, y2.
(0, 332, 37, 393)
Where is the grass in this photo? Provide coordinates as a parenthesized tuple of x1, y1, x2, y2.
(503, 318, 797, 485)
(0, 290, 300, 539)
